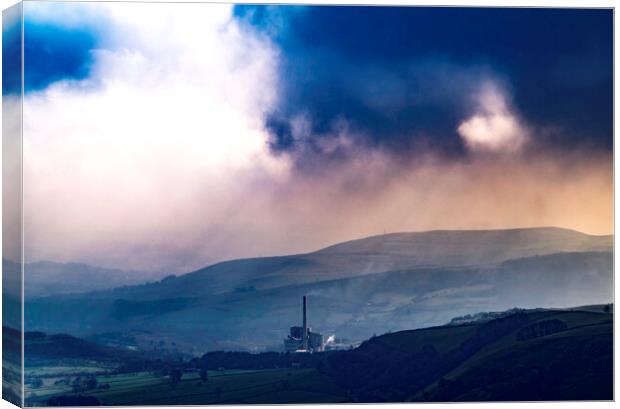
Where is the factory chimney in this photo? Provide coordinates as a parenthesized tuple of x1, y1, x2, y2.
(302, 295, 308, 350)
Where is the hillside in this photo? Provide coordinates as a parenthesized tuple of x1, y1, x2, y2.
(0, 327, 145, 365)
(45, 227, 612, 302)
(318, 227, 611, 261)
(28, 261, 167, 298)
(23, 306, 613, 405)
(322, 307, 613, 401)
(25, 248, 612, 351)
(2, 259, 168, 298)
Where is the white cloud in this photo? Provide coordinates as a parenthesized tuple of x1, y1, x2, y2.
(22, 3, 291, 271)
(457, 81, 530, 154)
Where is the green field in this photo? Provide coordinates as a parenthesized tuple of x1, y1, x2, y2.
(26, 368, 348, 406)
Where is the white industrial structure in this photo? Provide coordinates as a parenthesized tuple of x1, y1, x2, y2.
(283, 296, 325, 353)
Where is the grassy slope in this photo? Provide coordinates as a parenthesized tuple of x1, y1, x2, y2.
(371, 323, 480, 356)
(422, 321, 613, 401)
(400, 310, 613, 401)
(27, 369, 347, 406)
(319, 307, 612, 402)
(445, 310, 608, 375)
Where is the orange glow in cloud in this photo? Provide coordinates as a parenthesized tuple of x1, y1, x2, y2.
(20, 4, 613, 273)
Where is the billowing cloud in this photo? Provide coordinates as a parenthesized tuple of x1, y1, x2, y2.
(457, 81, 530, 154)
(23, 3, 291, 272)
(20, 4, 612, 275)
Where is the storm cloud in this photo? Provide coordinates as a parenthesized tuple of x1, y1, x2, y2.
(20, 3, 612, 274)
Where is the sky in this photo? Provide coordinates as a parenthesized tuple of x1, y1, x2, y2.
(6, 3, 613, 273)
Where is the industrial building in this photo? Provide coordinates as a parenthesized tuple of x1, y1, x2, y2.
(284, 296, 325, 353)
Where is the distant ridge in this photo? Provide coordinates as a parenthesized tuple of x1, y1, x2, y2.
(26, 227, 612, 351)
(317, 226, 611, 255)
(5, 259, 168, 298)
(46, 227, 610, 301)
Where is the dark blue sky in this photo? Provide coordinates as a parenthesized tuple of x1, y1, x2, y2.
(2, 4, 22, 96)
(23, 20, 97, 93)
(235, 6, 612, 158)
(3, 7, 103, 95)
(11, 6, 613, 159)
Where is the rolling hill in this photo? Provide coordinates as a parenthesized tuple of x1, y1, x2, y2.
(39, 227, 611, 301)
(3, 259, 168, 298)
(322, 306, 613, 401)
(22, 306, 613, 405)
(24, 227, 613, 352)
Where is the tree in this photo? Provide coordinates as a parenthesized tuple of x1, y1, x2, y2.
(169, 368, 183, 388)
(199, 368, 209, 382)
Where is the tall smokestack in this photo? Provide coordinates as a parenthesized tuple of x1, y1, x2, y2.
(302, 296, 308, 350)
